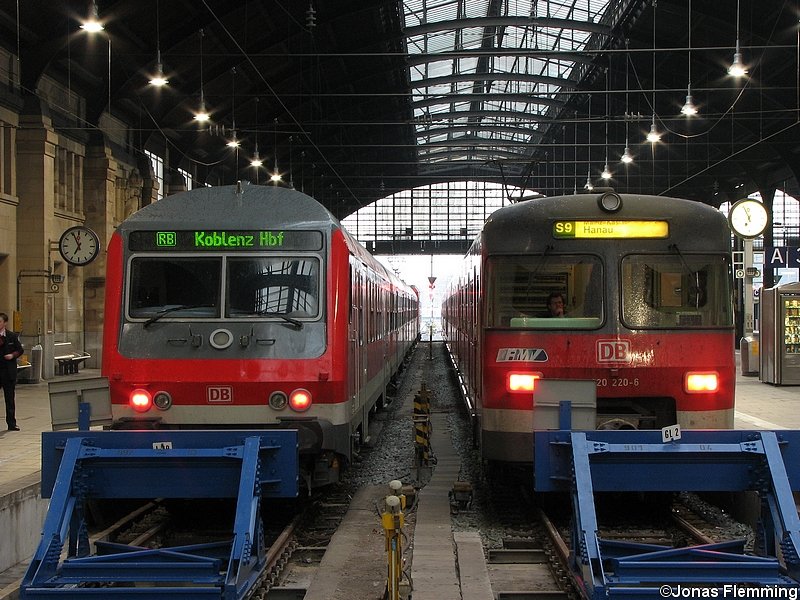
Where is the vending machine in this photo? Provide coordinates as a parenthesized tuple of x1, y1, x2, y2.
(760, 281, 800, 385)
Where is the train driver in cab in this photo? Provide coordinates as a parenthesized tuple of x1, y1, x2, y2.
(543, 291, 566, 317)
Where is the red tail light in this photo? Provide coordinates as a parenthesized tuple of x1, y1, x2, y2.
(506, 372, 540, 393)
(289, 388, 312, 412)
(130, 388, 153, 412)
(684, 371, 719, 393)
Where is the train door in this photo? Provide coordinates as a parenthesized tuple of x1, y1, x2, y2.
(358, 271, 368, 407)
(473, 264, 481, 405)
(382, 287, 390, 386)
(348, 261, 362, 412)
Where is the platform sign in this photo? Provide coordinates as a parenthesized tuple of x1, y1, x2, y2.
(764, 246, 800, 268)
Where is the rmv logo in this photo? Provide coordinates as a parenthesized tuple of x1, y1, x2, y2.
(596, 340, 632, 363)
(207, 386, 233, 403)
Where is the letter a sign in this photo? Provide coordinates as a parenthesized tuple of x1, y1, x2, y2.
(764, 246, 800, 268)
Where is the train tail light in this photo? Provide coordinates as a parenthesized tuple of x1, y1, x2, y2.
(507, 372, 540, 393)
(130, 388, 153, 412)
(289, 388, 312, 412)
(684, 371, 719, 393)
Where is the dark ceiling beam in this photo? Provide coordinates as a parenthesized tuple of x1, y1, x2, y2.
(404, 16, 611, 38)
(410, 71, 576, 90)
(417, 147, 530, 160)
(406, 49, 594, 67)
(415, 138, 542, 149)
(412, 109, 556, 125)
(415, 124, 543, 139)
(412, 93, 563, 110)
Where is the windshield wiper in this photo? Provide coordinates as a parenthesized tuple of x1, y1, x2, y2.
(143, 304, 215, 328)
(256, 309, 303, 330)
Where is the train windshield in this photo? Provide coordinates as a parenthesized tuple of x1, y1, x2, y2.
(487, 254, 603, 329)
(128, 256, 321, 321)
(226, 257, 320, 318)
(129, 257, 221, 318)
(621, 254, 733, 328)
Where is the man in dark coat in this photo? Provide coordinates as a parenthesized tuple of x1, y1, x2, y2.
(0, 312, 24, 431)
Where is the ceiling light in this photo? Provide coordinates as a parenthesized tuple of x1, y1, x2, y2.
(584, 172, 593, 191)
(601, 163, 612, 180)
(682, 0, 698, 116)
(193, 29, 210, 123)
(251, 143, 263, 167)
(728, 0, 747, 77)
(680, 91, 697, 116)
(270, 172, 282, 183)
(620, 146, 633, 164)
(646, 120, 661, 143)
(193, 99, 210, 122)
(80, 1, 104, 32)
(728, 51, 747, 77)
(148, 1, 168, 87)
(148, 61, 168, 87)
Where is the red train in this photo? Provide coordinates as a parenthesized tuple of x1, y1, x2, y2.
(102, 183, 419, 487)
(442, 191, 736, 464)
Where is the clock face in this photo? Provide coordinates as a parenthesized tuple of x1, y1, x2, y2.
(728, 199, 768, 239)
(59, 226, 100, 266)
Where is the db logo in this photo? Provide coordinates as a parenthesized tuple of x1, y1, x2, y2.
(597, 340, 632, 363)
(207, 386, 233, 403)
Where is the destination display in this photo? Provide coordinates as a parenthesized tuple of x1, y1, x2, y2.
(129, 230, 324, 251)
(553, 220, 669, 239)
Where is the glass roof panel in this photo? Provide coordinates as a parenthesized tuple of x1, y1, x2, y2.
(402, 0, 612, 167)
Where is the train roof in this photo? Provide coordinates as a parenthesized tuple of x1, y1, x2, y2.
(117, 183, 342, 232)
(481, 192, 731, 253)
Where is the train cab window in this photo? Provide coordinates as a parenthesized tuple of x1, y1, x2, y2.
(487, 255, 603, 329)
(226, 256, 320, 319)
(621, 255, 733, 328)
(129, 257, 221, 318)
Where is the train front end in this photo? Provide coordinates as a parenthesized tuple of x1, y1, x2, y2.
(101, 185, 351, 486)
(447, 192, 736, 464)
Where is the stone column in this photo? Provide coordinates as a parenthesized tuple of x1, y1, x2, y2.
(16, 107, 58, 368)
(83, 141, 118, 368)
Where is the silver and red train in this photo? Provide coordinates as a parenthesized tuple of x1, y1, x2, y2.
(102, 183, 419, 486)
(442, 191, 736, 464)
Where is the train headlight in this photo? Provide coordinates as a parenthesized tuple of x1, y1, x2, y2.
(130, 388, 153, 412)
(289, 388, 312, 412)
(684, 371, 719, 393)
(598, 191, 623, 213)
(506, 372, 539, 393)
(153, 391, 172, 410)
(269, 391, 288, 410)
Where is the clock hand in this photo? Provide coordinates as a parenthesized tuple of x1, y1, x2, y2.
(72, 231, 82, 250)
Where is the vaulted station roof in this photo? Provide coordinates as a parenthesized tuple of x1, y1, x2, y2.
(1, 0, 797, 218)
